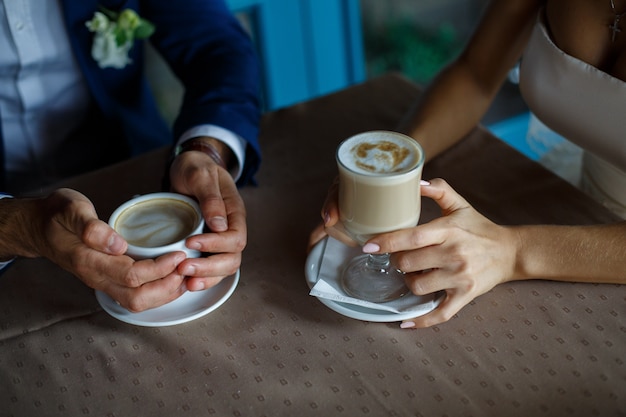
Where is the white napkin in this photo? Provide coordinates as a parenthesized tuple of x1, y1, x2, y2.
(309, 237, 441, 315)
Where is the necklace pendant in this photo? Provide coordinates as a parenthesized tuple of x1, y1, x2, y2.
(610, 16, 621, 42)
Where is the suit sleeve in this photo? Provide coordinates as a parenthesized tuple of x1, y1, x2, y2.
(142, 0, 262, 185)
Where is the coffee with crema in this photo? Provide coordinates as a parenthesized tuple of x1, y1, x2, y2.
(114, 198, 199, 247)
(337, 131, 424, 244)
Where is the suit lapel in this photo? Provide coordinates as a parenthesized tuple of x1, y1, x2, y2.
(56, 1, 170, 156)
(58, 0, 140, 116)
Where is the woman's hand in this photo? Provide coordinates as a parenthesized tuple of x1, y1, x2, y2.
(362, 179, 519, 328)
(307, 176, 357, 252)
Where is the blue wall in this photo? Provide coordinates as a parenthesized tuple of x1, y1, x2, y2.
(227, 0, 366, 110)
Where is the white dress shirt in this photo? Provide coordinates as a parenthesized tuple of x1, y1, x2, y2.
(0, 0, 90, 174)
(0, 0, 245, 182)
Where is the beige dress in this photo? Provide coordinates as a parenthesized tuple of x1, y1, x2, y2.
(519, 13, 626, 218)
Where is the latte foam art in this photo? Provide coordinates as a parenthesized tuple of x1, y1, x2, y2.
(337, 132, 421, 175)
(352, 140, 411, 173)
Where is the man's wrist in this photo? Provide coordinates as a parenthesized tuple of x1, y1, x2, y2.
(175, 125, 246, 182)
(0, 193, 21, 264)
(175, 137, 230, 170)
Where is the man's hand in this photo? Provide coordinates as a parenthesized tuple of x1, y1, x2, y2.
(169, 137, 247, 291)
(0, 189, 188, 312)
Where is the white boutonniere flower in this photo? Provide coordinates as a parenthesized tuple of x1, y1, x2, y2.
(86, 7, 155, 69)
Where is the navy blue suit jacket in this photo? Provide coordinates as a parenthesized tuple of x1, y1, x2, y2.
(3, 0, 261, 186)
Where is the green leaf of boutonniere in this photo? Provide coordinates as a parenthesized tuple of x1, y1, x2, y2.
(114, 28, 128, 47)
(135, 20, 155, 40)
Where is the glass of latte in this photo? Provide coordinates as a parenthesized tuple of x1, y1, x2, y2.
(336, 131, 424, 303)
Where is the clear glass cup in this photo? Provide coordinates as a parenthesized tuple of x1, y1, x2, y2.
(336, 131, 424, 303)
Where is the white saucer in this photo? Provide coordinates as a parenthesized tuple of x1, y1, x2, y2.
(306, 238, 443, 322)
(95, 271, 239, 327)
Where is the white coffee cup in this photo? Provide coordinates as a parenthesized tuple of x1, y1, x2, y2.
(108, 192, 204, 260)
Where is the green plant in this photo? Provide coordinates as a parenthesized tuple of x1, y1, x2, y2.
(365, 19, 462, 84)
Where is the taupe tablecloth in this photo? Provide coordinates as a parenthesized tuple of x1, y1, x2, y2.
(1, 74, 624, 417)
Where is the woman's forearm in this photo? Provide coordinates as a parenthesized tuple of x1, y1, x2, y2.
(399, 63, 499, 162)
(512, 222, 626, 284)
(399, 0, 540, 162)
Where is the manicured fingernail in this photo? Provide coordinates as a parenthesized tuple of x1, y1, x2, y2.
(209, 216, 228, 232)
(420, 180, 430, 186)
(323, 211, 331, 225)
(362, 243, 380, 253)
(400, 321, 415, 329)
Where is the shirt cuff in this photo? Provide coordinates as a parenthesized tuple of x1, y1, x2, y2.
(176, 125, 246, 182)
(0, 258, 14, 271)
